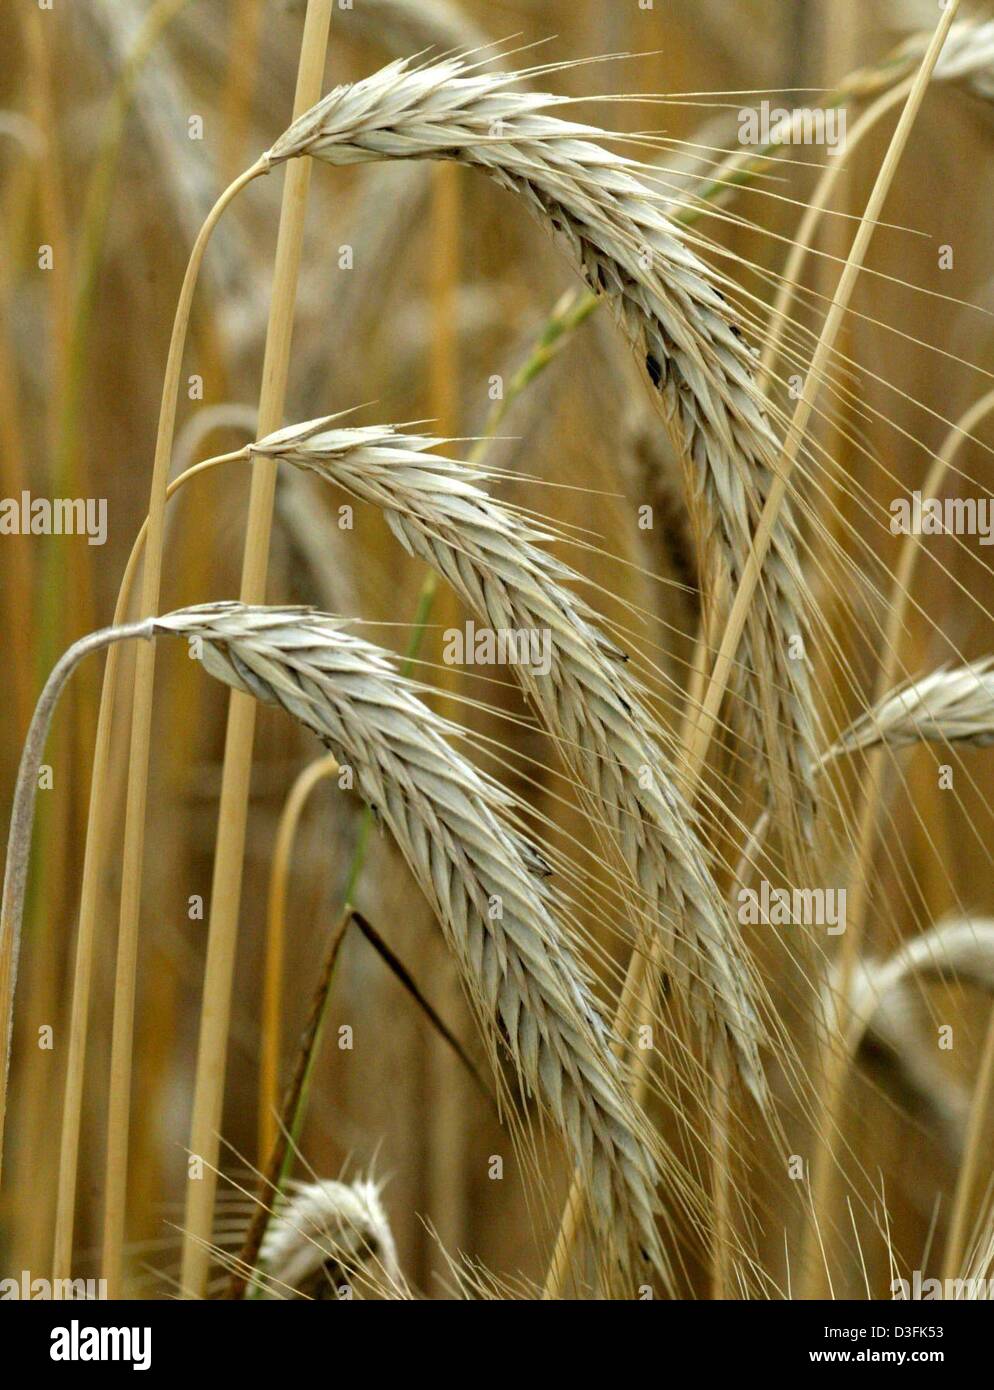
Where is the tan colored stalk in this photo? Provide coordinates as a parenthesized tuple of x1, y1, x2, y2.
(178, 0, 335, 1300)
(546, 0, 962, 1298)
(0, 273, 33, 737)
(945, 1010, 994, 1278)
(52, 53, 252, 1255)
(758, 78, 915, 390)
(426, 156, 468, 1263)
(259, 753, 339, 1161)
(705, 73, 911, 1305)
(98, 157, 265, 1297)
(921, 391, 994, 1281)
(15, 10, 76, 1272)
(800, 365, 991, 1298)
(52, 449, 246, 1280)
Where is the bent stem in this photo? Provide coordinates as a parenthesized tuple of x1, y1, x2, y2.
(259, 752, 340, 1162)
(542, 0, 962, 1298)
(0, 622, 155, 1184)
(101, 156, 266, 1298)
(52, 448, 248, 1282)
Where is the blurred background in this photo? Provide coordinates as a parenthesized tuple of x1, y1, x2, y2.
(3, 0, 994, 1298)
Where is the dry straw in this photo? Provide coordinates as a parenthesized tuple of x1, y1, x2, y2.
(176, 0, 334, 1302)
(262, 53, 819, 842)
(251, 416, 767, 1100)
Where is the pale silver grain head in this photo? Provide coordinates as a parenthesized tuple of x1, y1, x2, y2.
(155, 600, 675, 1288)
(260, 1177, 401, 1300)
(251, 419, 770, 1103)
(264, 53, 819, 850)
(829, 659, 994, 758)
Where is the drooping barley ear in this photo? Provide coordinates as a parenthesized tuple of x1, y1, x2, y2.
(0, 620, 156, 1183)
(262, 55, 820, 844)
(252, 418, 768, 1103)
(743, 654, 994, 885)
(741, 658, 994, 878)
(152, 602, 681, 1289)
(827, 918, 994, 1044)
(5, 605, 682, 1287)
(824, 918, 994, 1244)
(258, 1177, 404, 1300)
(826, 659, 994, 760)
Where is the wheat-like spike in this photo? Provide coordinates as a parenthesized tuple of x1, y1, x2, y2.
(909, 18, 994, 99)
(262, 54, 819, 843)
(823, 18, 994, 106)
(827, 659, 994, 759)
(152, 601, 676, 1288)
(251, 416, 767, 1101)
(258, 1177, 403, 1300)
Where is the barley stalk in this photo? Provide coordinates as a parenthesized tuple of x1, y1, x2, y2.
(51, 448, 247, 1282)
(95, 156, 266, 1299)
(0, 621, 156, 1182)
(177, 0, 334, 1302)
